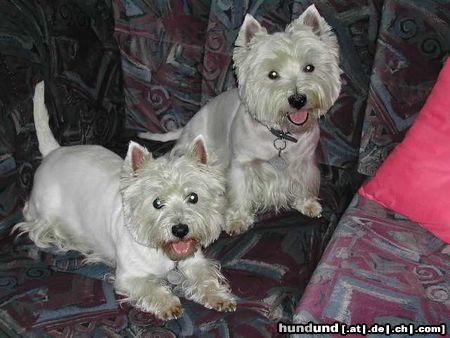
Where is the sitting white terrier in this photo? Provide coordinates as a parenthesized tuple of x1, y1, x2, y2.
(139, 5, 342, 235)
(13, 82, 236, 320)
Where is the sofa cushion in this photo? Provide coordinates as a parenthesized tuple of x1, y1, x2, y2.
(358, 0, 450, 176)
(359, 58, 450, 243)
(294, 194, 449, 330)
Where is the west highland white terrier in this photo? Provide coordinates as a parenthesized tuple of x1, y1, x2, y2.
(13, 82, 236, 320)
(139, 5, 342, 235)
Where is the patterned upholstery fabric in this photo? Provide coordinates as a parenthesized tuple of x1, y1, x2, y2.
(0, 0, 124, 234)
(294, 194, 450, 330)
(357, 0, 450, 176)
(113, 0, 385, 168)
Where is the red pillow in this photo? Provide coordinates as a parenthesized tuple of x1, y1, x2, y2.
(359, 58, 450, 243)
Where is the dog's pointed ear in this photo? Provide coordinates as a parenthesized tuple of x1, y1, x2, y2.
(298, 5, 323, 34)
(189, 135, 208, 165)
(236, 14, 267, 46)
(287, 5, 332, 38)
(125, 141, 152, 173)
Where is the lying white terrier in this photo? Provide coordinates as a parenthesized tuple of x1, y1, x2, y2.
(139, 5, 342, 235)
(13, 82, 236, 320)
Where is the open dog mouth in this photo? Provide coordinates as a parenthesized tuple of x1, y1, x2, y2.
(287, 110, 309, 126)
(162, 239, 197, 261)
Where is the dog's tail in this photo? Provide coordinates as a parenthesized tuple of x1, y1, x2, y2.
(33, 81, 60, 156)
(137, 129, 183, 142)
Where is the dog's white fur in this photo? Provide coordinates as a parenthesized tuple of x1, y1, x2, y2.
(139, 5, 342, 235)
(13, 82, 236, 320)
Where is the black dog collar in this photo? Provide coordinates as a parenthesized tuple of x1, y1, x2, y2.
(268, 127, 298, 143)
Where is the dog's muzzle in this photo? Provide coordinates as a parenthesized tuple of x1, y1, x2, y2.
(161, 224, 198, 261)
(287, 94, 309, 126)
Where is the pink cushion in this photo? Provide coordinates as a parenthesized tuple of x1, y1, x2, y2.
(359, 58, 450, 243)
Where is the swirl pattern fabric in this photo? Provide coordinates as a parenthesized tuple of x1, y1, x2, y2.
(294, 194, 449, 331)
(357, 0, 450, 175)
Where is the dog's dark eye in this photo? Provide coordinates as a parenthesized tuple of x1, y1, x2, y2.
(303, 64, 315, 73)
(153, 198, 164, 209)
(187, 192, 198, 204)
(268, 70, 279, 80)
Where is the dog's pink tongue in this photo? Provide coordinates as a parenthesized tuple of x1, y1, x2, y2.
(288, 110, 308, 125)
(171, 240, 193, 255)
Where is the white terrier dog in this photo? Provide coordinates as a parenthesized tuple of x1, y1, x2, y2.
(140, 5, 342, 235)
(13, 82, 236, 320)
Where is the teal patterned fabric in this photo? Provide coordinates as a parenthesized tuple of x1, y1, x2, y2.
(0, 0, 124, 234)
(358, 0, 450, 175)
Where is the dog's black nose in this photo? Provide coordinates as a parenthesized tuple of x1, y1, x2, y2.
(288, 94, 307, 109)
(171, 223, 189, 239)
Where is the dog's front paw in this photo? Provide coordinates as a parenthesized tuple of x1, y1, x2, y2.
(294, 198, 322, 218)
(209, 296, 237, 312)
(139, 294, 183, 321)
(201, 292, 237, 312)
(225, 210, 254, 236)
(158, 302, 183, 321)
(225, 220, 251, 236)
